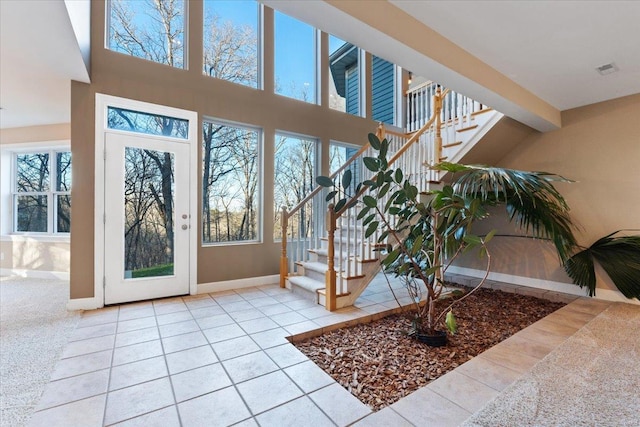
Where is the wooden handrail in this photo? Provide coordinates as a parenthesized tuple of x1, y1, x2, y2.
(336, 111, 439, 217)
(283, 126, 382, 220)
(405, 79, 434, 95)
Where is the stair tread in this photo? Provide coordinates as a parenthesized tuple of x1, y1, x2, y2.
(288, 275, 325, 292)
(300, 261, 329, 273)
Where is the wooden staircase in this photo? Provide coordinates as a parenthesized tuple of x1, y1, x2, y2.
(281, 85, 503, 311)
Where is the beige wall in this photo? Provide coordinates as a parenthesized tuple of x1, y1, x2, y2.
(456, 93, 640, 296)
(0, 123, 70, 145)
(70, 1, 380, 299)
(0, 238, 70, 273)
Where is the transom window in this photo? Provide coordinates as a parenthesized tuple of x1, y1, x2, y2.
(107, 106, 189, 139)
(13, 151, 71, 233)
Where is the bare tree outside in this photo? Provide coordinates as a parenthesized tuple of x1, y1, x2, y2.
(274, 134, 316, 240)
(109, 0, 185, 68)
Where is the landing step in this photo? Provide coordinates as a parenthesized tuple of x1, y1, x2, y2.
(288, 276, 325, 293)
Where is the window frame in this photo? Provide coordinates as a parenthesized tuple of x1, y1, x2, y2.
(105, 0, 188, 69)
(3, 144, 71, 237)
(201, 117, 263, 246)
(202, 0, 263, 90)
(273, 131, 319, 242)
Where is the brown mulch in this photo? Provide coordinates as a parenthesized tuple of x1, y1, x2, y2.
(294, 288, 565, 411)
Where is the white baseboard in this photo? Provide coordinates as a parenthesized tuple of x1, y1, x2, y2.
(67, 296, 102, 311)
(198, 274, 280, 294)
(447, 266, 585, 295)
(0, 268, 70, 280)
(447, 266, 639, 305)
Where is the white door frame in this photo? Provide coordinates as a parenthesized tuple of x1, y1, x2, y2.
(94, 94, 198, 307)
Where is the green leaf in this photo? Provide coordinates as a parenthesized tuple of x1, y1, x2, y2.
(484, 229, 497, 244)
(365, 221, 379, 238)
(463, 234, 482, 245)
(334, 198, 346, 212)
(363, 157, 379, 172)
(445, 310, 457, 334)
(411, 235, 424, 256)
(363, 195, 377, 208)
(368, 133, 381, 150)
(383, 248, 401, 266)
(316, 176, 334, 187)
(325, 190, 337, 202)
(342, 169, 352, 189)
(357, 207, 371, 220)
(395, 169, 403, 183)
(378, 183, 391, 199)
(363, 213, 376, 226)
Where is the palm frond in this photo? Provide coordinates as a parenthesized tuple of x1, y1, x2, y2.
(566, 232, 640, 300)
(444, 164, 577, 262)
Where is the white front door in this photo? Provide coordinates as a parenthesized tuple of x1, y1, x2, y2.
(104, 132, 191, 304)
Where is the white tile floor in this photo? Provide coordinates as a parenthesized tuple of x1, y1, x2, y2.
(27, 276, 599, 427)
(27, 278, 410, 427)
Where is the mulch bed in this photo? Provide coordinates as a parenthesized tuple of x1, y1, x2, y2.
(294, 287, 565, 411)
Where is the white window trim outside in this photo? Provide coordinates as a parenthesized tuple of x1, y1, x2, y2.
(0, 140, 71, 242)
(95, 94, 199, 308)
(201, 117, 264, 247)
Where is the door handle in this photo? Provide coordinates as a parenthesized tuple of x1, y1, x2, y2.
(182, 224, 188, 230)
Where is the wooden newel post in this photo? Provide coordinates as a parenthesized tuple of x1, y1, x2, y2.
(434, 86, 443, 164)
(376, 122, 385, 141)
(279, 207, 288, 288)
(325, 204, 337, 311)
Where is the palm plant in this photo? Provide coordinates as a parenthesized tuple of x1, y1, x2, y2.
(565, 231, 640, 299)
(319, 133, 580, 341)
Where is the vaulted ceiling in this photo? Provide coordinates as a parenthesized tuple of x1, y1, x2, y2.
(1, 0, 639, 131)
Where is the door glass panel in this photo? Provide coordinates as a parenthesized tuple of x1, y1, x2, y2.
(123, 147, 175, 279)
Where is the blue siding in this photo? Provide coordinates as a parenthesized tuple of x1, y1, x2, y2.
(372, 56, 394, 124)
(345, 65, 359, 116)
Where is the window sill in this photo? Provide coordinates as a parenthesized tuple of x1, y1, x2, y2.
(1, 234, 71, 244)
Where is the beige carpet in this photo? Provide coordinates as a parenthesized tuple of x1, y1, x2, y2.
(0, 277, 80, 427)
(463, 302, 640, 427)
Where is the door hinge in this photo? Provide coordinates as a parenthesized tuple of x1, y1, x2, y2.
(103, 276, 106, 289)
(103, 149, 106, 160)
(103, 213, 106, 224)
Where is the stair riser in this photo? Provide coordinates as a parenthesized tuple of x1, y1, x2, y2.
(300, 267, 326, 283)
(289, 282, 319, 303)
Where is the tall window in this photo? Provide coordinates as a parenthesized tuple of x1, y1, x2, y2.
(274, 133, 316, 240)
(274, 12, 316, 103)
(329, 36, 359, 116)
(13, 151, 71, 233)
(202, 121, 260, 244)
(108, 0, 185, 68)
(203, 0, 259, 88)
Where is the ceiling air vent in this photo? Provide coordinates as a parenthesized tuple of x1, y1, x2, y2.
(596, 62, 619, 76)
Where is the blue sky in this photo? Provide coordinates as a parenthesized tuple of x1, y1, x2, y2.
(204, 0, 346, 101)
